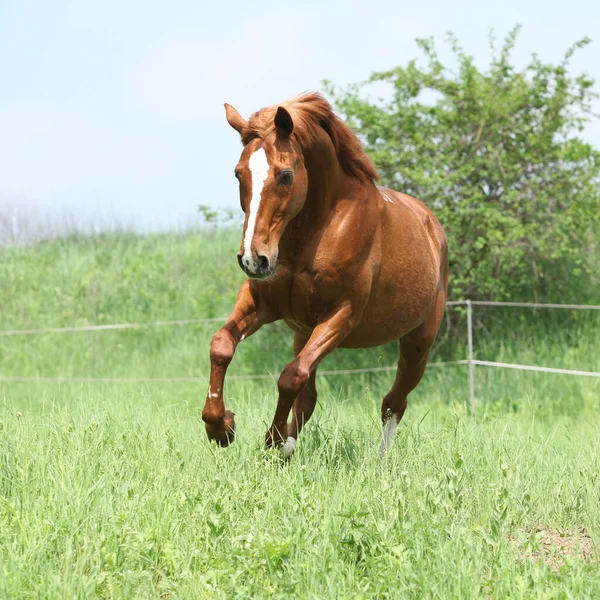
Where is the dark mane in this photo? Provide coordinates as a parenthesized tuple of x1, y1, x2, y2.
(240, 92, 379, 184)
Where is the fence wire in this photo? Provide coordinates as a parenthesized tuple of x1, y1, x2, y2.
(0, 360, 469, 385)
(0, 301, 598, 406)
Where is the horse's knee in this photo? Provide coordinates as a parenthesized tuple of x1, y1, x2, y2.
(278, 362, 310, 398)
(210, 329, 235, 367)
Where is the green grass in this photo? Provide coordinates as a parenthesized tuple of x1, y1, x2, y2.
(0, 230, 599, 598)
(2, 384, 600, 598)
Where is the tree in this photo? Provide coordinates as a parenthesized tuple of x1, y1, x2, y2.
(325, 26, 600, 302)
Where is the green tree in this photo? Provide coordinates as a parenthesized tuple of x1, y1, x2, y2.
(325, 26, 599, 302)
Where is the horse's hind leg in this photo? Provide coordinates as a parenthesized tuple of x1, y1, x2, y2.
(380, 336, 429, 454)
(380, 300, 445, 455)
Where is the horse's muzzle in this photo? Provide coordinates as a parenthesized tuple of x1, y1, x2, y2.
(237, 252, 276, 279)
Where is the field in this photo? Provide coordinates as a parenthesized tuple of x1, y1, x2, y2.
(1, 230, 599, 598)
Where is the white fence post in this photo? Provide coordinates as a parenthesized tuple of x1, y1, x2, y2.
(466, 299, 475, 417)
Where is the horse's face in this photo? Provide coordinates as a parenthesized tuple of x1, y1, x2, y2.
(225, 104, 308, 279)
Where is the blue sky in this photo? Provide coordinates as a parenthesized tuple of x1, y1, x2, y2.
(1, 0, 599, 231)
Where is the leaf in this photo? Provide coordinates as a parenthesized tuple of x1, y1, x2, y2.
(325, 27, 599, 305)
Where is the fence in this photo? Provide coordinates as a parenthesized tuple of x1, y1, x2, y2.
(460, 300, 599, 416)
(0, 300, 598, 416)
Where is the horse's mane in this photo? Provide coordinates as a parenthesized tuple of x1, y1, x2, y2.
(240, 92, 379, 184)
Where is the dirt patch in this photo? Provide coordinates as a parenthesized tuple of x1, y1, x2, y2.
(510, 524, 596, 572)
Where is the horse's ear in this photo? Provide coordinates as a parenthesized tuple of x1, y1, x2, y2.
(274, 106, 294, 137)
(224, 103, 247, 134)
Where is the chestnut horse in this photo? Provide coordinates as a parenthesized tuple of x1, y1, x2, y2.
(202, 92, 448, 457)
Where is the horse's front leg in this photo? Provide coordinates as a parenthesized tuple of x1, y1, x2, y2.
(266, 302, 353, 456)
(202, 281, 271, 446)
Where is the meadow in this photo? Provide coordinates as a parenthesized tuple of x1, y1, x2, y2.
(0, 229, 599, 599)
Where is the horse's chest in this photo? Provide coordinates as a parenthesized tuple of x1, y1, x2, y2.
(262, 269, 321, 335)
(288, 271, 321, 326)
(262, 265, 343, 335)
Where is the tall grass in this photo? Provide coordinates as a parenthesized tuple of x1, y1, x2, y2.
(0, 229, 599, 598)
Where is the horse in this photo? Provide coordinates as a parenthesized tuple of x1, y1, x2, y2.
(201, 92, 448, 457)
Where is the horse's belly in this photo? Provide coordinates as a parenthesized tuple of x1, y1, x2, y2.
(282, 274, 437, 348)
(341, 262, 440, 347)
(342, 298, 432, 347)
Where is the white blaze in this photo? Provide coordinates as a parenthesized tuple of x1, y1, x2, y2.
(243, 147, 270, 269)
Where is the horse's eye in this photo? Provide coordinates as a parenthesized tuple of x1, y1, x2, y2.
(278, 170, 293, 186)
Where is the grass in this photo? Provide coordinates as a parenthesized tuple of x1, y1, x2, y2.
(2, 384, 600, 598)
(0, 230, 599, 598)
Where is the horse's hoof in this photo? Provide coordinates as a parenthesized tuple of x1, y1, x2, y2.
(205, 410, 236, 447)
(265, 425, 287, 449)
(281, 436, 296, 459)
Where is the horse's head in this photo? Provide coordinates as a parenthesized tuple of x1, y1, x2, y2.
(224, 103, 308, 279)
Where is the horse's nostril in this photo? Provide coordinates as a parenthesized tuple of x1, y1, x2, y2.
(237, 254, 244, 271)
(257, 255, 269, 271)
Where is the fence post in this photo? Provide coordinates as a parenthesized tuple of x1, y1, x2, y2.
(466, 299, 475, 417)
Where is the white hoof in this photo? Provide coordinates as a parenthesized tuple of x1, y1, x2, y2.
(281, 436, 296, 458)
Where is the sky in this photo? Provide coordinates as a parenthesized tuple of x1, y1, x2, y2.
(1, 0, 599, 232)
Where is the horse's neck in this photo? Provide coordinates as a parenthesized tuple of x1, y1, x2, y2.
(281, 140, 342, 253)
